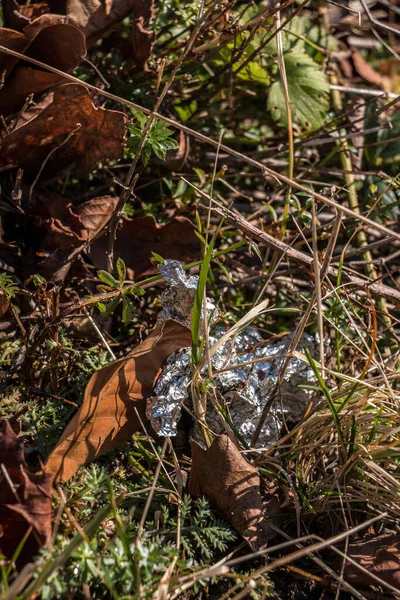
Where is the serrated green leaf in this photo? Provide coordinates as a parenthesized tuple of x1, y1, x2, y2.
(237, 59, 270, 85)
(116, 258, 126, 285)
(98, 270, 119, 289)
(267, 50, 329, 131)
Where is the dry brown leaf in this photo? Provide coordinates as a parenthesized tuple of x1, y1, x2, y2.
(163, 131, 189, 170)
(351, 50, 384, 88)
(189, 435, 275, 551)
(33, 194, 119, 282)
(0, 15, 86, 115)
(0, 291, 9, 318)
(89, 215, 200, 280)
(131, 0, 156, 70)
(0, 419, 53, 564)
(341, 533, 400, 591)
(379, 57, 400, 95)
(47, 0, 141, 39)
(46, 320, 192, 482)
(2, 1, 51, 31)
(0, 83, 127, 177)
(35, 194, 119, 251)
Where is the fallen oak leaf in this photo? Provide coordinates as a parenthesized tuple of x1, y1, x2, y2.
(0, 15, 86, 116)
(0, 419, 53, 565)
(340, 533, 400, 591)
(0, 83, 127, 177)
(46, 320, 192, 483)
(189, 435, 275, 551)
(33, 194, 119, 282)
(7, 1, 157, 67)
(35, 194, 119, 251)
(48, 0, 146, 41)
(2, 1, 51, 31)
(89, 215, 200, 280)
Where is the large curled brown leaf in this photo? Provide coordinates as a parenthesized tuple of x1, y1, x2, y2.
(35, 193, 119, 251)
(340, 533, 400, 591)
(0, 83, 127, 176)
(49, 0, 146, 40)
(4, 1, 156, 67)
(189, 435, 276, 551)
(0, 15, 86, 115)
(89, 215, 200, 279)
(34, 194, 119, 282)
(0, 420, 53, 563)
(46, 320, 192, 483)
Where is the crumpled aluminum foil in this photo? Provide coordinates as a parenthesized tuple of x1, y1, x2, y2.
(147, 260, 318, 447)
(157, 260, 218, 329)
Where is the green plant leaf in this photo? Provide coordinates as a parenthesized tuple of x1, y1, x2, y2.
(151, 252, 164, 264)
(98, 270, 120, 289)
(97, 302, 107, 314)
(103, 296, 120, 319)
(267, 50, 329, 130)
(130, 108, 148, 129)
(122, 298, 135, 324)
(116, 258, 126, 285)
(191, 237, 215, 364)
(142, 143, 152, 166)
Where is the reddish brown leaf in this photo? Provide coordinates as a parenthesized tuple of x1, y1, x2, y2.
(46, 320, 192, 483)
(89, 215, 200, 280)
(2, 1, 51, 31)
(189, 435, 275, 551)
(131, 0, 156, 71)
(0, 291, 9, 318)
(0, 15, 86, 115)
(0, 420, 53, 563)
(46, 0, 142, 40)
(0, 83, 127, 177)
(341, 533, 400, 590)
(351, 50, 384, 88)
(163, 131, 189, 170)
(33, 194, 118, 282)
(131, 16, 155, 70)
(36, 194, 119, 251)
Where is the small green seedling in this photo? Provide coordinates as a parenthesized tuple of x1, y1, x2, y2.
(0, 272, 18, 300)
(126, 109, 179, 166)
(96, 258, 144, 325)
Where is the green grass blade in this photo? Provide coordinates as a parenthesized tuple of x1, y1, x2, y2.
(305, 348, 347, 453)
(191, 236, 215, 364)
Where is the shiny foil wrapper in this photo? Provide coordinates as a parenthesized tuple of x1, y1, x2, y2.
(148, 260, 318, 447)
(157, 260, 218, 329)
